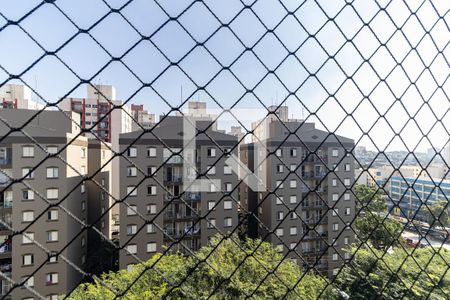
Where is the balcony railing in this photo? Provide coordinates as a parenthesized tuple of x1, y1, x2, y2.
(164, 192, 201, 202)
(164, 210, 200, 220)
(164, 227, 201, 238)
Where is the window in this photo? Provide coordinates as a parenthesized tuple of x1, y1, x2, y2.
(22, 254, 34, 266)
(208, 201, 215, 211)
(47, 210, 58, 221)
(147, 224, 155, 233)
(290, 212, 297, 219)
(46, 167, 59, 178)
(22, 211, 34, 222)
(224, 217, 232, 227)
(127, 147, 137, 157)
(81, 201, 86, 211)
(209, 183, 217, 192)
(224, 165, 232, 175)
(127, 166, 137, 177)
(290, 148, 297, 157)
(333, 269, 339, 276)
(46, 188, 59, 200)
(81, 237, 86, 247)
(147, 166, 156, 176)
(81, 182, 86, 193)
(290, 227, 297, 235)
(225, 183, 232, 192)
(345, 207, 351, 215)
(22, 189, 34, 200)
(22, 146, 34, 157)
(207, 148, 216, 157)
(332, 209, 338, 216)
(147, 242, 157, 253)
(22, 167, 34, 179)
(332, 149, 339, 157)
(344, 178, 351, 186)
(289, 195, 297, 204)
(333, 164, 339, 171)
(147, 147, 156, 157)
(345, 164, 350, 171)
(344, 193, 350, 201)
(127, 205, 137, 216)
(345, 252, 351, 260)
(147, 204, 157, 214)
(80, 165, 86, 175)
(147, 185, 156, 195)
(207, 165, 216, 175)
(127, 225, 137, 235)
(47, 231, 58, 242)
(22, 276, 34, 288)
(207, 218, 216, 228)
(276, 196, 283, 205)
(276, 165, 283, 173)
(344, 237, 349, 245)
(275, 228, 284, 237)
(46, 273, 58, 285)
(276, 149, 282, 157)
(276, 211, 284, 220)
(332, 179, 337, 187)
(127, 186, 137, 197)
(332, 253, 338, 261)
(81, 148, 86, 158)
(290, 180, 297, 188)
(46, 146, 58, 154)
(332, 194, 338, 201)
(126, 244, 137, 254)
(290, 243, 297, 250)
(332, 223, 339, 231)
(276, 180, 283, 189)
(224, 200, 232, 210)
(48, 252, 58, 263)
(276, 244, 283, 252)
(290, 164, 297, 171)
(22, 233, 34, 244)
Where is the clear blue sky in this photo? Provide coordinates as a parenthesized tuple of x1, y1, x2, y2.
(0, 0, 449, 152)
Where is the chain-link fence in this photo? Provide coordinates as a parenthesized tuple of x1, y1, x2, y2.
(0, 0, 449, 299)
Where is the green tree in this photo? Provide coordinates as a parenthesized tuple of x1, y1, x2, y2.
(421, 200, 450, 228)
(355, 214, 403, 250)
(68, 235, 337, 300)
(354, 184, 387, 213)
(354, 184, 402, 250)
(336, 247, 450, 300)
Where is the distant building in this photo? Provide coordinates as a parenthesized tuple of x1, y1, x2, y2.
(387, 176, 450, 220)
(130, 104, 155, 131)
(177, 101, 218, 130)
(0, 84, 44, 110)
(59, 85, 133, 212)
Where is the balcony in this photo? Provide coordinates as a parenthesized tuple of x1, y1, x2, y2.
(164, 227, 200, 238)
(164, 210, 200, 220)
(165, 175, 183, 184)
(164, 192, 201, 203)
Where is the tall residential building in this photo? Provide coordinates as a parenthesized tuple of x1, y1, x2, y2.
(0, 109, 88, 299)
(176, 101, 218, 130)
(118, 116, 239, 269)
(240, 119, 356, 277)
(0, 84, 44, 110)
(130, 104, 155, 131)
(59, 84, 132, 214)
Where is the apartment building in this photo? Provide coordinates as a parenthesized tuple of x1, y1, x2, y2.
(59, 84, 132, 214)
(130, 104, 155, 131)
(240, 118, 355, 277)
(118, 116, 239, 269)
(0, 84, 44, 110)
(0, 109, 88, 299)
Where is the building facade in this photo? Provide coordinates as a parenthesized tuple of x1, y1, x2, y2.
(118, 116, 239, 269)
(0, 109, 88, 299)
(130, 104, 155, 131)
(0, 84, 44, 110)
(240, 119, 356, 277)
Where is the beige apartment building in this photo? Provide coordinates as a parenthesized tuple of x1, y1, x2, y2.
(0, 84, 44, 110)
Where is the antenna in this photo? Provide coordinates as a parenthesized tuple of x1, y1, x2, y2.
(180, 85, 183, 104)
